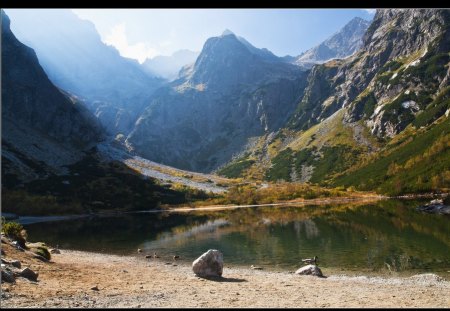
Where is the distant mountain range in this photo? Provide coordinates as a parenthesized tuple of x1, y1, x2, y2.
(1, 10, 104, 182)
(125, 30, 308, 172)
(141, 49, 200, 81)
(6, 9, 164, 135)
(294, 17, 370, 68)
(3, 9, 449, 197)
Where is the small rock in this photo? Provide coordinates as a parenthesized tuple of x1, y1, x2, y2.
(251, 265, 263, 270)
(137, 248, 142, 253)
(295, 264, 323, 277)
(165, 262, 172, 265)
(1, 269, 16, 283)
(192, 249, 223, 277)
(50, 249, 61, 254)
(20, 267, 39, 281)
(145, 255, 152, 259)
(11, 260, 21, 269)
(90, 285, 99, 291)
(173, 255, 180, 260)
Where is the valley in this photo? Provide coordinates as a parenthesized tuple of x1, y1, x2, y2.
(1, 8, 449, 308)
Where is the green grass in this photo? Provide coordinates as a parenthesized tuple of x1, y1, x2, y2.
(217, 158, 255, 178)
(309, 145, 362, 184)
(332, 119, 450, 195)
(413, 87, 450, 128)
(265, 148, 293, 182)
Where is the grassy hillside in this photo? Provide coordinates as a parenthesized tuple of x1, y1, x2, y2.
(332, 117, 450, 195)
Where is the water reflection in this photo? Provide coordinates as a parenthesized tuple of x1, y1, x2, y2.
(23, 199, 450, 276)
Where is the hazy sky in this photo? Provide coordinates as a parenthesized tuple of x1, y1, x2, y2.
(72, 9, 375, 63)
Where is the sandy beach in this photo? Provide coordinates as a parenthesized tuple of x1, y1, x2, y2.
(1, 241, 449, 308)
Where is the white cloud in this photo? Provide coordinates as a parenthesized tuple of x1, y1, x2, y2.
(104, 22, 160, 63)
(362, 9, 376, 15)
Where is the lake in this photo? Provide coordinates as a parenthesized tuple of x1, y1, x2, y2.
(22, 199, 450, 278)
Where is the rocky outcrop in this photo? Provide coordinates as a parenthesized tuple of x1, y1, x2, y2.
(289, 9, 450, 137)
(417, 199, 450, 214)
(126, 31, 308, 172)
(192, 249, 224, 277)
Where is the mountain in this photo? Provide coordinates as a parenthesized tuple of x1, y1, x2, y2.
(142, 49, 200, 81)
(126, 31, 308, 172)
(218, 9, 450, 195)
(1, 10, 104, 183)
(5, 9, 165, 135)
(294, 17, 371, 68)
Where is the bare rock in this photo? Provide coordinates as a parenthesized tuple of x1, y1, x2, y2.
(192, 249, 223, 277)
(11, 260, 21, 269)
(91, 285, 99, 291)
(295, 264, 323, 277)
(20, 267, 39, 281)
(50, 248, 61, 254)
(1, 269, 16, 283)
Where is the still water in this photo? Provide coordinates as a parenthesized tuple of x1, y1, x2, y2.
(23, 199, 450, 277)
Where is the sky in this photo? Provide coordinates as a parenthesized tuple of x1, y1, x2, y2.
(72, 9, 376, 63)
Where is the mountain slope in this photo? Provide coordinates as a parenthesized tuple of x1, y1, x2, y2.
(1, 10, 104, 182)
(142, 49, 200, 81)
(294, 17, 371, 68)
(218, 9, 450, 195)
(5, 9, 164, 135)
(126, 31, 308, 173)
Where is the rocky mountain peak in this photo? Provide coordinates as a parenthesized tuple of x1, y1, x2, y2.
(294, 15, 371, 67)
(221, 28, 235, 36)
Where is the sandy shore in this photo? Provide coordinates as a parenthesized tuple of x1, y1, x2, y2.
(2, 242, 449, 308)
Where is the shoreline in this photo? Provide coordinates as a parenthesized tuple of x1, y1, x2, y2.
(6, 193, 441, 223)
(2, 243, 449, 308)
(11, 194, 388, 223)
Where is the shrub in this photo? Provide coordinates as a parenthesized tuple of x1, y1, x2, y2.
(1, 220, 26, 248)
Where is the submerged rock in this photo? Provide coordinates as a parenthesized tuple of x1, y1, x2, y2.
(192, 249, 223, 277)
(295, 264, 323, 277)
(417, 199, 450, 215)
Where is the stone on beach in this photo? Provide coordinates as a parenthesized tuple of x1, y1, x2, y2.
(11, 260, 21, 268)
(20, 267, 39, 281)
(1, 268, 16, 283)
(295, 264, 323, 277)
(192, 249, 223, 277)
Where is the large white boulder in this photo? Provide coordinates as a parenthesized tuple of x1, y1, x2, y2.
(295, 264, 323, 277)
(192, 249, 223, 277)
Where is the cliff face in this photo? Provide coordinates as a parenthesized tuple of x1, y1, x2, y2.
(6, 9, 164, 135)
(290, 9, 450, 137)
(1, 10, 104, 181)
(126, 31, 308, 172)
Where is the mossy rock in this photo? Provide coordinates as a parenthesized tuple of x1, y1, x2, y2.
(30, 247, 51, 261)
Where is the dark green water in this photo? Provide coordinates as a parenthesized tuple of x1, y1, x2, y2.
(22, 199, 450, 278)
